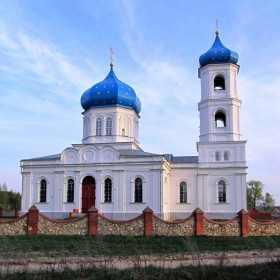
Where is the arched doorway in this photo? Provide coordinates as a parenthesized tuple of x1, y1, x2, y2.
(81, 176, 96, 213)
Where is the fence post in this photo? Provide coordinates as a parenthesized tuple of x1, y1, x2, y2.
(143, 207, 154, 236)
(28, 205, 39, 235)
(0, 206, 3, 218)
(238, 209, 249, 237)
(193, 208, 204, 236)
(88, 206, 98, 235)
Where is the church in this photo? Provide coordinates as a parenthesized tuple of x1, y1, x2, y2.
(21, 30, 247, 219)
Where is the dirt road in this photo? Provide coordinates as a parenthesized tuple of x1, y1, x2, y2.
(1, 249, 279, 273)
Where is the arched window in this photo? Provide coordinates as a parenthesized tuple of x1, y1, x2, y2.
(120, 117, 129, 136)
(106, 117, 112, 135)
(134, 178, 142, 202)
(40, 179, 47, 203)
(215, 151, 220, 161)
(215, 111, 226, 127)
(84, 117, 90, 137)
(96, 118, 102, 136)
(214, 75, 225, 90)
(224, 151, 229, 161)
(104, 178, 112, 202)
(180, 181, 187, 203)
(67, 179, 74, 203)
(218, 180, 226, 203)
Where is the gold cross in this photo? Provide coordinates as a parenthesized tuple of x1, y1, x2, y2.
(110, 47, 114, 67)
(216, 19, 220, 35)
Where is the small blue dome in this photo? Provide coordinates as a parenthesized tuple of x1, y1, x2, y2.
(81, 66, 141, 114)
(199, 31, 239, 68)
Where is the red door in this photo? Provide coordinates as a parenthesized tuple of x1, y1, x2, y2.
(81, 176, 96, 213)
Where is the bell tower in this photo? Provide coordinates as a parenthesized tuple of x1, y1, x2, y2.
(196, 30, 247, 216)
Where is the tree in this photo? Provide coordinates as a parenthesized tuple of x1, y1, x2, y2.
(260, 192, 276, 213)
(2, 182, 8, 191)
(8, 190, 21, 209)
(247, 180, 264, 209)
(0, 182, 21, 211)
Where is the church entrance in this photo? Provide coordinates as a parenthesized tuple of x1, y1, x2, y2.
(81, 176, 96, 213)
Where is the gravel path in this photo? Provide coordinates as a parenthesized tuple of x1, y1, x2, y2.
(1, 249, 280, 274)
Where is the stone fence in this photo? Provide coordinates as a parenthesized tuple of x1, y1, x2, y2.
(0, 205, 280, 236)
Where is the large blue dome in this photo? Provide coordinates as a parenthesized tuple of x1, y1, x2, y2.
(199, 31, 239, 68)
(81, 66, 141, 114)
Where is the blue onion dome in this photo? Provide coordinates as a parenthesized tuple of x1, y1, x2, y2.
(81, 65, 141, 114)
(199, 30, 239, 68)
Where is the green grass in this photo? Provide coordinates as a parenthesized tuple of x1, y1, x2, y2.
(0, 235, 280, 259)
(2, 262, 280, 280)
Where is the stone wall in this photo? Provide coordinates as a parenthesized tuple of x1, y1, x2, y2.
(0, 205, 280, 236)
(0, 215, 27, 235)
(203, 217, 240, 236)
(38, 214, 88, 235)
(153, 215, 195, 236)
(98, 214, 144, 236)
(249, 218, 280, 236)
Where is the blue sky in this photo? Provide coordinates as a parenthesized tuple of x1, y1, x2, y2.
(1, 0, 280, 204)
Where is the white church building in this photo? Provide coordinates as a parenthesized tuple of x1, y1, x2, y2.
(21, 31, 247, 219)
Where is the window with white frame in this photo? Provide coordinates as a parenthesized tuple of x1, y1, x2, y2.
(84, 117, 90, 137)
(120, 117, 129, 136)
(104, 178, 112, 202)
(134, 178, 142, 202)
(218, 180, 226, 203)
(180, 181, 187, 203)
(96, 118, 102, 135)
(40, 179, 47, 202)
(106, 117, 112, 135)
(215, 151, 220, 161)
(224, 151, 229, 161)
(67, 179, 74, 203)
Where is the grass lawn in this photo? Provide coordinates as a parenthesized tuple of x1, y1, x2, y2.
(1, 235, 280, 258)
